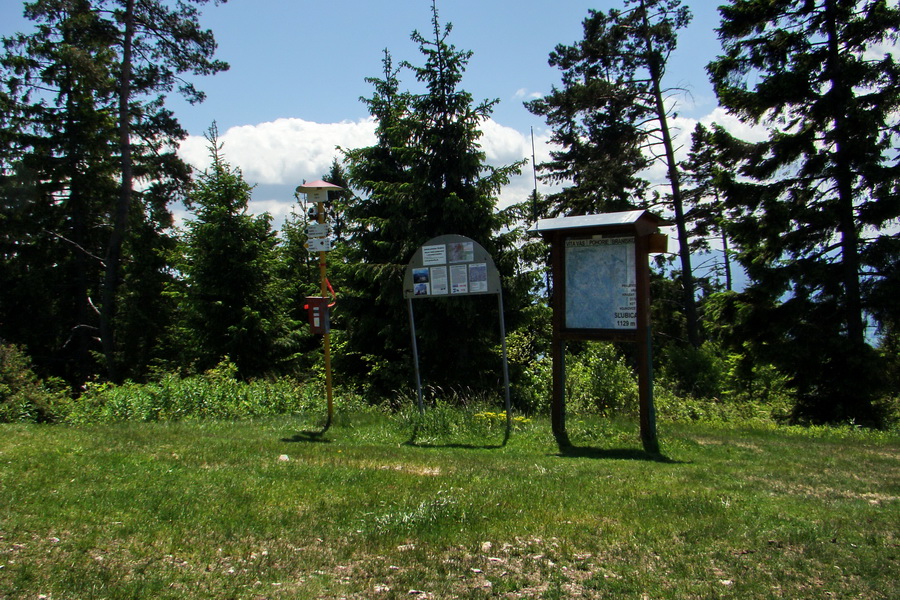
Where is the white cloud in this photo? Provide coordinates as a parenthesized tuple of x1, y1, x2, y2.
(482, 123, 560, 210)
(179, 117, 377, 185)
(479, 118, 529, 163)
(639, 105, 770, 189)
(173, 105, 774, 231)
(699, 106, 769, 143)
(513, 88, 542, 101)
(182, 109, 795, 223)
(179, 116, 562, 219)
(247, 198, 298, 224)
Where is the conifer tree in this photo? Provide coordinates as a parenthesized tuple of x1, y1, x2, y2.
(1, 1, 122, 384)
(707, 0, 900, 423)
(679, 123, 748, 292)
(341, 3, 522, 395)
(100, 0, 229, 381)
(526, 0, 701, 347)
(0, 0, 227, 383)
(178, 125, 290, 378)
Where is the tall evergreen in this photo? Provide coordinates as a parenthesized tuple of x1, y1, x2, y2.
(341, 3, 522, 395)
(0, 0, 224, 385)
(707, 0, 900, 423)
(99, 0, 229, 381)
(178, 125, 291, 378)
(526, 0, 701, 347)
(679, 123, 749, 292)
(1, 1, 120, 385)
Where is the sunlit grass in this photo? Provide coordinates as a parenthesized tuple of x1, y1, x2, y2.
(1, 410, 897, 599)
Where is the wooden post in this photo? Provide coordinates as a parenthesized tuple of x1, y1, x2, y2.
(296, 180, 342, 429)
(636, 233, 658, 453)
(549, 233, 570, 447)
(530, 211, 667, 453)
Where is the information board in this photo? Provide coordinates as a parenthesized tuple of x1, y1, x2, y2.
(564, 236, 636, 330)
(403, 234, 510, 421)
(404, 235, 501, 299)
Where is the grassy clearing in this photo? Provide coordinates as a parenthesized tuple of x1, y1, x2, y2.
(1, 409, 897, 599)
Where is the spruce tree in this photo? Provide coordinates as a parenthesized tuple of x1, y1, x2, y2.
(341, 3, 522, 395)
(1, 0, 227, 383)
(679, 123, 749, 292)
(178, 125, 290, 378)
(100, 0, 229, 381)
(1, 1, 121, 385)
(707, 0, 900, 423)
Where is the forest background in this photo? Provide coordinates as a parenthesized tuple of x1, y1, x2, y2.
(1, 0, 898, 428)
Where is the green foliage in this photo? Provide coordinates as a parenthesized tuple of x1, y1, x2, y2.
(654, 340, 795, 424)
(565, 342, 639, 417)
(174, 125, 297, 378)
(97, 0, 229, 381)
(503, 302, 552, 412)
(0, 1, 120, 386)
(66, 370, 319, 426)
(340, 4, 524, 396)
(659, 342, 725, 400)
(0, 0, 226, 386)
(0, 343, 69, 423)
(707, 0, 900, 424)
(679, 122, 749, 292)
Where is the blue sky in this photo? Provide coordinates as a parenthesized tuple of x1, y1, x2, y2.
(2, 1, 741, 227)
(160, 0, 725, 134)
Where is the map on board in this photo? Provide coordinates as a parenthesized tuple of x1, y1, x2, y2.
(565, 236, 636, 330)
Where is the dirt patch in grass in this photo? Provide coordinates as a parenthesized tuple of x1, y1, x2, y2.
(377, 464, 443, 477)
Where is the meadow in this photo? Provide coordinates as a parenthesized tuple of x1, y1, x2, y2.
(1, 403, 897, 599)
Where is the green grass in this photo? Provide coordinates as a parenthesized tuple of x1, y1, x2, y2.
(1, 409, 897, 599)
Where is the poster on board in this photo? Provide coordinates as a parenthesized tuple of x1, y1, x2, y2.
(565, 236, 636, 330)
(404, 235, 501, 299)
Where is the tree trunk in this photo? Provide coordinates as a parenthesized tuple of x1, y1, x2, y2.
(824, 0, 865, 349)
(722, 231, 733, 292)
(100, 0, 135, 382)
(640, 0, 700, 348)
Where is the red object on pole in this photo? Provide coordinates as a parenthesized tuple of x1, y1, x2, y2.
(304, 296, 330, 335)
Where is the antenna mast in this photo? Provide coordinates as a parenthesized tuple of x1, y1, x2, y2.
(531, 127, 539, 224)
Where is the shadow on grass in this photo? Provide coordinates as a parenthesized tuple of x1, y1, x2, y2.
(403, 423, 511, 450)
(554, 443, 686, 463)
(280, 422, 333, 444)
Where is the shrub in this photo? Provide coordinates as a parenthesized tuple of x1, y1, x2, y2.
(66, 362, 323, 424)
(658, 341, 795, 405)
(0, 343, 70, 423)
(657, 342, 726, 399)
(565, 342, 639, 417)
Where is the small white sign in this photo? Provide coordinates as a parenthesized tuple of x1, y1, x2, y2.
(450, 264, 468, 294)
(422, 244, 447, 265)
(306, 223, 329, 238)
(430, 266, 449, 295)
(305, 237, 333, 252)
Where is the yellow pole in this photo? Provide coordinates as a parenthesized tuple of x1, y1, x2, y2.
(318, 200, 333, 428)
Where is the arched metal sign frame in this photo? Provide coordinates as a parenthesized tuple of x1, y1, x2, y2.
(403, 235, 511, 428)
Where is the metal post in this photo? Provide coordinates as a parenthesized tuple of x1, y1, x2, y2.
(407, 298, 424, 414)
(318, 200, 333, 428)
(498, 292, 511, 431)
